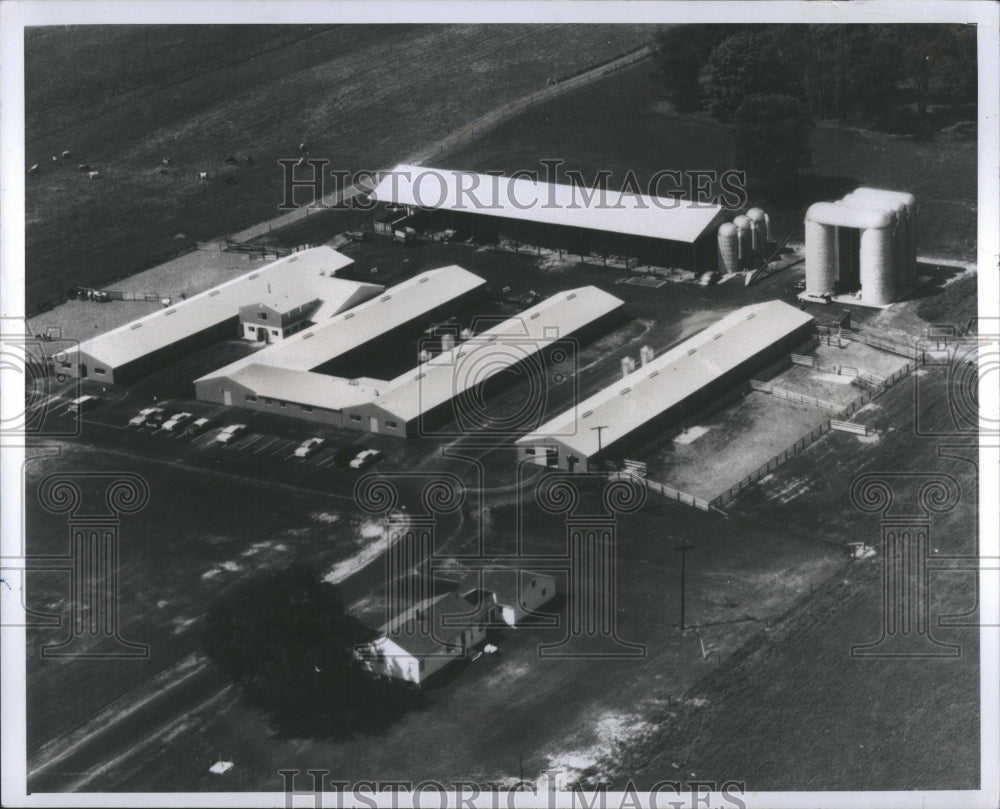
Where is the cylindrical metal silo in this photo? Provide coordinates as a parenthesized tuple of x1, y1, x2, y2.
(717, 223, 739, 275)
(763, 212, 772, 244)
(733, 215, 752, 267)
(860, 225, 895, 306)
(805, 216, 836, 297)
(851, 188, 917, 287)
(747, 208, 767, 254)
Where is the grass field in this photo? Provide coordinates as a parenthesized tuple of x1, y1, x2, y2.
(24, 24, 651, 314)
(439, 60, 978, 262)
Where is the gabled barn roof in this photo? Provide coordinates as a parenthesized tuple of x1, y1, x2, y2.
(372, 164, 727, 244)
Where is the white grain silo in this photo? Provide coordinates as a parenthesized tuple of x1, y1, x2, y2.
(441, 333, 455, 351)
(733, 215, 753, 267)
(804, 204, 838, 297)
(763, 212, 772, 244)
(717, 223, 739, 275)
(851, 188, 916, 287)
(621, 356, 635, 379)
(747, 208, 767, 254)
(859, 219, 896, 305)
(639, 345, 655, 366)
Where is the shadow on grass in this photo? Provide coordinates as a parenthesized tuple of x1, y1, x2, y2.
(202, 563, 426, 741)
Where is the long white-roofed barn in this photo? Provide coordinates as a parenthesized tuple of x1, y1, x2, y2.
(64, 246, 381, 385)
(516, 300, 816, 472)
(371, 164, 729, 274)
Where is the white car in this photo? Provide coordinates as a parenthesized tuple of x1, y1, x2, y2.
(349, 448, 381, 469)
(294, 437, 325, 458)
(214, 424, 248, 444)
(129, 406, 163, 427)
(162, 412, 192, 432)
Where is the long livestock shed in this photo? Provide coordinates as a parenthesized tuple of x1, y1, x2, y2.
(194, 265, 489, 406)
(371, 164, 728, 273)
(195, 280, 625, 438)
(64, 246, 379, 385)
(515, 300, 816, 471)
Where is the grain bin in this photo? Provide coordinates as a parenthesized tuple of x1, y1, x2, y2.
(804, 205, 837, 297)
(716, 223, 739, 275)
(747, 208, 767, 254)
(733, 215, 753, 266)
(860, 225, 895, 305)
(851, 188, 916, 287)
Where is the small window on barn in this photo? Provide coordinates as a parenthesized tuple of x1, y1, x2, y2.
(94, 367, 105, 375)
(246, 394, 257, 402)
(302, 405, 313, 413)
(303, 332, 315, 340)
(386, 420, 398, 429)
(687, 348, 697, 355)
(419, 277, 429, 284)
(747, 312, 756, 320)
(567, 292, 577, 300)
(271, 329, 278, 336)
(380, 295, 391, 302)
(350, 414, 362, 422)
(582, 410, 593, 418)
(209, 290, 221, 297)
(530, 312, 540, 320)
(713, 333, 723, 341)
(344, 312, 355, 320)
(130, 323, 143, 330)
(265, 398, 272, 405)
(259, 312, 267, 320)
(164, 309, 176, 316)
(248, 273, 260, 280)
(541, 588, 547, 597)
(524, 447, 536, 455)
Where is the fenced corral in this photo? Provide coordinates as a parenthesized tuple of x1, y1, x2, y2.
(608, 471, 724, 516)
(711, 352, 923, 507)
(753, 352, 794, 383)
(791, 353, 814, 367)
(710, 421, 832, 507)
(818, 325, 926, 362)
(749, 380, 843, 415)
(830, 419, 872, 436)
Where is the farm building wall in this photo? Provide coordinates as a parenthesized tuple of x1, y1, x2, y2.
(401, 207, 721, 273)
(518, 318, 816, 471)
(76, 316, 240, 386)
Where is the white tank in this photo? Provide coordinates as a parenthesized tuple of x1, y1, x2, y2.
(733, 215, 752, 266)
(717, 223, 739, 275)
(763, 212, 772, 244)
(860, 225, 895, 306)
(851, 188, 916, 286)
(441, 333, 455, 351)
(805, 215, 836, 297)
(747, 208, 767, 254)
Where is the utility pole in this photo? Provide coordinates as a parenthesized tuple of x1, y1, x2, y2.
(591, 425, 608, 453)
(676, 542, 694, 630)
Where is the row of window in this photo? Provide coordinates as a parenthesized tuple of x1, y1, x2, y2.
(237, 392, 400, 430)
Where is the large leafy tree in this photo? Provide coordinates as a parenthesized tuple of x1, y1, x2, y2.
(703, 28, 799, 123)
(203, 564, 422, 738)
(654, 25, 737, 112)
(733, 93, 813, 191)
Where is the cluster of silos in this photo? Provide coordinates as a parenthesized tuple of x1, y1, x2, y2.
(717, 208, 771, 275)
(804, 188, 916, 306)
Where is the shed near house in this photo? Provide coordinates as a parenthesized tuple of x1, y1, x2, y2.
(475, 569, 557, 627)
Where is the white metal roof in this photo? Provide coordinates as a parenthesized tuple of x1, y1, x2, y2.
(195, 265, 487, 384)
(517, 300, 814, 459)
(372, 164, 726, 244)
(74, 246, 367, 369)
(376, 286, 624, 422)
(216, 363, 384, 409)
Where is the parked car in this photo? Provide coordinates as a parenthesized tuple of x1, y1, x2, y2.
(349, 448, 382, 469)
(67, 394, 100, 414)
(214, 424, 248, 444)
(145, 410, 167, 428)
(129, 406, 163, 427)
(186, 416, 215, 435)
(162, 412, 192, 432)
(294, 437, 325, 458)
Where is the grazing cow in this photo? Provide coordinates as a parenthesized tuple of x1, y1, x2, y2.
(61, 150, 71, 158)
(78, 164, 91, 172)
(51, 155, 58, 163)
(87, 171, 100, 179)
(299, 142, 308, 152)
(198, 171, 209, 180)
(295, 156, 306, 167)
(28, 164, 39, 173)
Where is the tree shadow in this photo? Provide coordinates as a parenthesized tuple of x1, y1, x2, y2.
(202, 563, 426, 741)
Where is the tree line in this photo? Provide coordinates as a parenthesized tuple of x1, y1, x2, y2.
(654, 24, 977, 188)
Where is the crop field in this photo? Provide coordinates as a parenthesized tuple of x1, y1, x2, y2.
(24, 24, 651, 314)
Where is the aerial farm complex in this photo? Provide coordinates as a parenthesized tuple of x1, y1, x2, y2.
(65, 168, 921, 458)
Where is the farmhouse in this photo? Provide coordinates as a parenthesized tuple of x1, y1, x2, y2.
(65, 246, 381, 385)
(195, 271, 624, 437)
(356, 592, 492, 687)
(371, 164, 728, 273)
(516, 300, 816, 471)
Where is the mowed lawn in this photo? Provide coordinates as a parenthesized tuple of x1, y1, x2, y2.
(24, 24, 651, 313)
